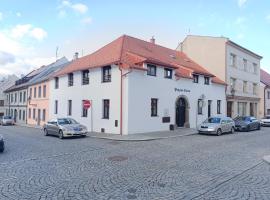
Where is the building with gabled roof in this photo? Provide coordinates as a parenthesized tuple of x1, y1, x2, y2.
(50, 35, 226, 135)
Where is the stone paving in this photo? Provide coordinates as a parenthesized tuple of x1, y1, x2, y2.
(1, 125, 270, 199)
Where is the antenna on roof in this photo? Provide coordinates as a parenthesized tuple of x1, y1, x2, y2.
(56, 46, 59, 61)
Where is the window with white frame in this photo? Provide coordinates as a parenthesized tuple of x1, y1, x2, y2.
(253, 63, 257, 74)
(82, 70, 89, 85)
(243, 59, 247, 71)
(198, 99, 203, 114)
(230, 53, 236, 67)
(243, 81, 247, 93)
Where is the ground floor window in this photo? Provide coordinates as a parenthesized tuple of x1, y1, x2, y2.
(267, 109, 270, 115)
(54, 100, 58, 114)
(237, 102, 247, 116)
(151, 98, 158, 117)
(33, 108, 36, 119)
(19, 110, 21, 120)
(217, 100, 221, 114)
(42, 109, 46, 121)
(82, 100, 88, 117)
(68, 100, 72, 116)
(23, 110, 25, 121)
(103, 99, 110, 119)
(29, 108, 31, 118)
(198, 99, 203, 115)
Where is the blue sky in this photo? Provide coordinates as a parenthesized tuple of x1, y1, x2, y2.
(0, 0, 269, 76)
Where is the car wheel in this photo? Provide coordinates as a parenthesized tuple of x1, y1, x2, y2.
(231, 127, 235, 134)
(216, 129, 222, 136)
(59, 130, 64, 139)
(44, 128, 49, 136)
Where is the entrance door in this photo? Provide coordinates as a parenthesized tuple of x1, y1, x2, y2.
(227, 102, 232, 117)
(208, 100, 212, 118)
(176, 98, 186, 127)
(37, 109, 41, 126)
(250, 103, 254, 116)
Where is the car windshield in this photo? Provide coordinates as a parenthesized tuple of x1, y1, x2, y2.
(234, 116, 250, 122)
(3, 116, 12, 119)
(58, 118, 78, 125)
(204, 117, 221, 124)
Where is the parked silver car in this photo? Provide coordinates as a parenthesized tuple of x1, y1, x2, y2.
(0, 116, 15, 126)
(260, 116, 270, 127)
(198, 116, 235, 136)
(43, 118, 88, 139)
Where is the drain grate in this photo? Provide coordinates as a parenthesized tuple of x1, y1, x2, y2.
(108, 155, 128, 162)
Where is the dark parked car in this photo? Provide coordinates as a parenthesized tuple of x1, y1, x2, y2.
(0, 134, 4, 153)
(234, 116, 260, 132)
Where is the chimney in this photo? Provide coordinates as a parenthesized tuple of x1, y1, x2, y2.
(150, 36, 155, 44)
(73, 52, 79, 60)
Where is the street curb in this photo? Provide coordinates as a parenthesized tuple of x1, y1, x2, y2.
(88, 132, 197, 142)
(15, 124, 42, 130)
(263, 155, 270, 164)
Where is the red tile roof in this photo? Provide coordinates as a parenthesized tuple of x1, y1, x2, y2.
(261, 69, 270, 87)
(55, 35, 226, 85)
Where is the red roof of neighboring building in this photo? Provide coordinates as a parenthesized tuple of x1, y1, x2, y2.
(55, 35, 226, 85)
(261, 69, 270, 87)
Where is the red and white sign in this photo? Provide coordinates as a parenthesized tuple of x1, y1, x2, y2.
(83, 100, 91, 109)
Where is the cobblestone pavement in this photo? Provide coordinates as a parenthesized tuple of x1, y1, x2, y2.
(1, 126, 270, 200)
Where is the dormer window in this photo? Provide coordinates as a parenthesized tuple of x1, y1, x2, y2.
(204, 77, 210, 85)
(164, 68, 172, 79)
(102, 66, 111, 82)
(147, 64, 156, 76)
(68, 73, 74, 86)
(193, 74, 199, 83)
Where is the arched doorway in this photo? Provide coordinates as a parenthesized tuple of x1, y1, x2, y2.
(175, 97, 190, 128)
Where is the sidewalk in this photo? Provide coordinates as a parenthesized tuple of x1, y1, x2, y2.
(16, 123, 42, 129)
(88, 128, 197, 141)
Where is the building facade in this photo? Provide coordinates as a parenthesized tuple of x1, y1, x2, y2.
(50, 35, 226, 135)
(27, 58, 69, 127)
(178, 35, 262, 118)
(0, 75, 18, 117)
(260, 69, 270, 118)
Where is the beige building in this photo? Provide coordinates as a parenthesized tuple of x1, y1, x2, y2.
(178, 35, 262, 118)
(260, 69, 270, 118)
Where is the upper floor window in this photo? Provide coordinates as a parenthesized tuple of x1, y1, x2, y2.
(243, 59, 247, 71)
(82, 70, 89, 85)
(268, 91, 270, 99)
(38, 86, 41, 98)
(43, 85, 46, 98)
(164, 68, 172, 79)
(23, 91, 26, 102)
(151, 98, 158, 117)
(15, 93, 17, 102)
(34, 87, 37, 98)
(19, 92, 22, 102)
(193, 74, 199, 83)
(68, 73, 74, 87)
(0, 100, 4, 107)
(243, 81, 247, 93)
(30, 88, 32, 98)
(253, 83, 257, 95)
(204, 77, 210, 85)
(253, 63, 257, 74)
(11, 94, 13, 103)
(230, 77, 236, 89)
(147, 64, 156, 76)
(55, 77, 59, 89)
(102, 66, 111, 82)
(230, 53, 236, 67)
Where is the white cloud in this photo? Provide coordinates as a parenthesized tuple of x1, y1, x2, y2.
(0, 51, 15, 65)
(0, 12, 3, 21)
(16, 12, 21, 17)
(235, 17, 246, 25)
(81, 17, 92, 24)
(266, 14, 270, 22)
(238, 0, 247, 8)
(10, 24, 47, 41)
(60, 0, 88, 14)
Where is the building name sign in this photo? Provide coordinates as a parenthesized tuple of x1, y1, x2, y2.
(174, 88, 191, 93)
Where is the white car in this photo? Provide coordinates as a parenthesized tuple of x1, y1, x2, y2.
(260, 116, 270, 127)
(0, 116, 15, 126)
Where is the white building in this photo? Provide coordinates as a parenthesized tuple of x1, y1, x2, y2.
(178, 35, 262, 118)
(50, 35, 226, 135)
(0, 75, 18, 117)
(259, 69, 270, 118)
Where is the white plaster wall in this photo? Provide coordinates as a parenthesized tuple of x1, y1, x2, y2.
(49, 65, 121, 134)
(127, 66, 226, 134)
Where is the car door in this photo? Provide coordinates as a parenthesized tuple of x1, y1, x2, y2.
(50, 120, 59, 135)
(220, 120, 227, 132)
